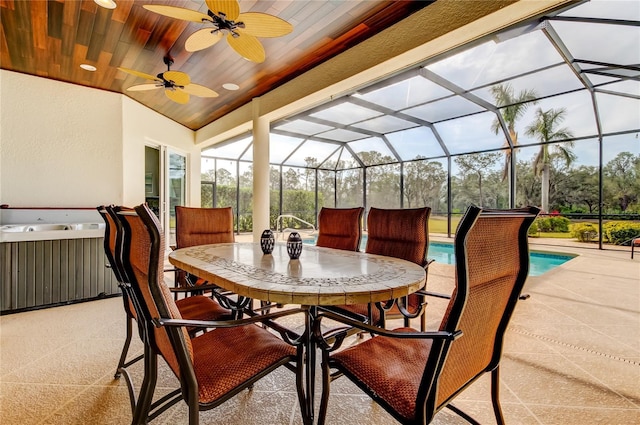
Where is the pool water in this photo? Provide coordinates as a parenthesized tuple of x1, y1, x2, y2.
(428, 242, 575, 276)
(303, 237, 574, 276)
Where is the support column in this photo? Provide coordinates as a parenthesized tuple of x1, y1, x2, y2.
(252, 98, 270, 241)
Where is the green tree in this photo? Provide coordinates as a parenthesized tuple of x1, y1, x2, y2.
(404, 159, 446, 210)
(269, 166, 281, 191)
(515, 158, 540, 207)
(560, 165, 600, 213)
(525, 107, 575, 212)
(454, 152, 501, 207)
(283, 167, 301, 190)
(490, 84, 538, 181)
(604, 151, 640, 212)
(201, 168, 216, 183)
(201, 169, 216, 207)
(216, 168, 235, 186)
(317, 169, 336, 208)
(239, 165, 253, 188)
(336, 168, 363, 207)
(302, 157, 318, 191)
(358, 151, 399, 208)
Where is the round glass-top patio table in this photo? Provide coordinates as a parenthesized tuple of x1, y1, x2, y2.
(168, 242, 426, 306)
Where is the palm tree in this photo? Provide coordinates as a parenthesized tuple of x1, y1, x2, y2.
(490, 84, 538, 182)
(525, 107, 575, 212)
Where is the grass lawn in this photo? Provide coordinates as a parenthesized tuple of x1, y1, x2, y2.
(532, 232, 574, 239)
(429, 216, 460, 234)
(429, 216, 576, 240)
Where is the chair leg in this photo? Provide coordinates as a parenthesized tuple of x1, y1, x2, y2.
(293, 346, 309, 424)
(132, 345, 158, 425)
(491, 367, 506, 425)
(420, 310, 426, 332)
(115, 314, 134, 379)
(188, 395, 199, 425)
(317, 352, 332, 425)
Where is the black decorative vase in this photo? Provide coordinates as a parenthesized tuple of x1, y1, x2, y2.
(286, 232, 303, 259)
(260, 229, 275, 254)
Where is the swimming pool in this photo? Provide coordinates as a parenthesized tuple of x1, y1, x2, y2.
(427, 242, 575, 276)
(303, 237, 574, 276)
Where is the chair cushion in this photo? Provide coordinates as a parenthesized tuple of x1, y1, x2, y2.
(175, 206, 234, 248)
(192, 324, 297, 404)
(332, 303, 381, 325)
(316, 207, 364, 251)
(331, 327, 432, 421)
(366, 207, 429, 266)
(176, 295, 230, 321)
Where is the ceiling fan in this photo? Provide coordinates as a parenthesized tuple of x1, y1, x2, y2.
(117, 56, 219, 104)
(143, 0, 293, 63)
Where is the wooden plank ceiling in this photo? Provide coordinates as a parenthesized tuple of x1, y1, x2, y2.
(0, 0, 433, 130)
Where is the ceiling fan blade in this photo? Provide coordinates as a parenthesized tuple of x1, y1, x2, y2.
(163, 71, 191, 87)
(227, 32, 265, 63)
(142, 5, 210, 23)
(126, 83, 161, 92)
(185, 28, 224, 52)
(206, 0, 240, 21)
(165, 89, 190, 104)
(182, 83, 219, 98)
(117, 67, 158, 81)
(237, 13, 293, 38)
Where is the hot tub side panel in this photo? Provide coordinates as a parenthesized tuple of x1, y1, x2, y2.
(0, 237, 119, 313)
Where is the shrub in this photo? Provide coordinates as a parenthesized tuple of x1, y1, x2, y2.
(528, 221, 539, 236)
(571, 222, 598, 242)
(603, 221, 640, 245)
(536, 216, 571, 233)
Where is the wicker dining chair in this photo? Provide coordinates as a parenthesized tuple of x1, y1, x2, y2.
(315, 207, 364, 251)
(97, 206, 143, 380)
(315, 205, 540, 425)
(326, 207, 432, 331)
(97, 206, 231, 382)
(172, 206, 235, 297)
(117, 203, 304, 425)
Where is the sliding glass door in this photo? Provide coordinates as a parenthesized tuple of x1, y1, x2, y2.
(167, 150, 187, 247)
(145, 145, 188, 247)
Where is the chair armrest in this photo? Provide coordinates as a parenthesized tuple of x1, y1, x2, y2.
(169, 283, 220, 292)
(315, 308, 462, 342)
(415, 289, 451, 299)
(156, 307, 306, 341)
(156, 307, 301, 328)
(424, 258, 435, 270)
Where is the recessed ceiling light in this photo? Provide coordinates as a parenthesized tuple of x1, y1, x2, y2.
(94, 0, 116, 9)
(223, 83, 239, 91)
(80, 64, 97, 72)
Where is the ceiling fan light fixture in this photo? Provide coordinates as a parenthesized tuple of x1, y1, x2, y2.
(80, 64, 97, 71)
(118, 57, 219, 104)
(223, 83, 239, 91)
(144, 0, 292, 62)
(94, 0, 116, 9)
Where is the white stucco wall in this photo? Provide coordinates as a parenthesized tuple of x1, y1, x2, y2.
(0, 70, 200, 212)
(1, 70, 123, 207)
(121, 97, 199, 207)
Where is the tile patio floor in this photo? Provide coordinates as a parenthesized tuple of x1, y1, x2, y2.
(1, 238, 638, 424)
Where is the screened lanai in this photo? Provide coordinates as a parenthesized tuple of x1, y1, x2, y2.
(201, 0, 640, 249)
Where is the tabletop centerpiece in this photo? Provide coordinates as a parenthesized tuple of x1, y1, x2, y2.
(286, 231, 303, 259)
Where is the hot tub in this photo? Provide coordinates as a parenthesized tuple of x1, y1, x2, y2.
(0, 222, 105, 242)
